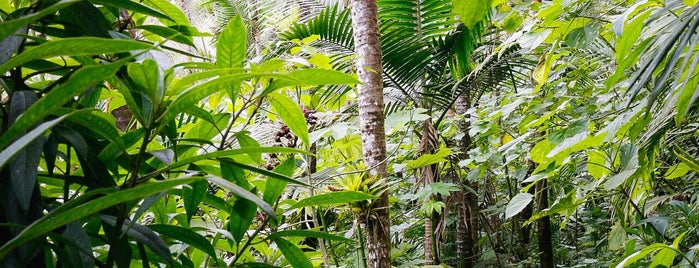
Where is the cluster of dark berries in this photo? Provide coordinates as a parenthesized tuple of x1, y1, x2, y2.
(303, 108, 318, 128)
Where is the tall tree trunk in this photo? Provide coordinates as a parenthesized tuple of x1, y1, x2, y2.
(455, 190, 468, 268)
(350, 1, 391, 267)
(536, 179, 553, 268)
(455, 95, 478, 267)
(418, 120, 440, 265)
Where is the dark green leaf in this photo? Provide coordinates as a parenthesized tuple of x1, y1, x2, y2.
(290, 191, 376, 209)
(8, 90, 42, 211)
(0, 177, 201, 259)
(263, 157, 296, 204)
(137, 25, 195, 46)
(100, 215, 173, 264)
(0, 60, 128, 149)
(62, 221, 95, 268)
(0, 38, 153, 74)
(183, 180, 207, 223)
(271, 236, 313, 268)
(505, 192, 533, 220)
(143, 0, 190, 26)
(206, 175, 276, 222)
(0, 0, 81, 41)
(148, 224, 217, 259)
(89, 0, 172, 21)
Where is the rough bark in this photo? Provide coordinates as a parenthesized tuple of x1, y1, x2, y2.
(455, 94, 478, 267)
(350, 0, 391, 267)
(536, 179, 554, 268)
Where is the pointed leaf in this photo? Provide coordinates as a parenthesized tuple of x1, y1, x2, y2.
(0, 177, 202, 259)
(0, 38, 153, 74)
(0, 0, 80, 41)
(505, 192, 533, 219)
(217, 15, 246, 68)
(269, 230, 351, 242)
(100, 215, 172, 264)
(290, 191, 376, 209)
(183, 180, 208, 223)
(205, 175, 276, 222)
(148, 224, 217, 259)
(0, 60, 128, 149)
(268, 92, 309, 145)
(406, 148, 451, 169)
(271, 236, 313, 268)
(263, 157, 296, 204)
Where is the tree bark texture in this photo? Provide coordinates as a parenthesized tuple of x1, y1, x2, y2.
(455, 95, 478, 267)
(350, 0, 391, 267)
(536, 179, 554, 268)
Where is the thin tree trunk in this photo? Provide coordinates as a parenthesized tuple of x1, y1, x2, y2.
(455, 190, 468, 268)
(248, 0, 263, 58)
(517, 160, 536, 260)
(536, 179, 553, 268)
(350, 0, 391, 267)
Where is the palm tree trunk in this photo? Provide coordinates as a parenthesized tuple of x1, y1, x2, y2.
(536, 179, 553, 268)
(350, 0, 391, 267)
(455, 95, 477, 267)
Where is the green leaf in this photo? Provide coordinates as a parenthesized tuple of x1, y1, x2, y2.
(148, 224, 217, 259)
(672, 144, 699, 173)
(263, 157, 296, 204)
(143, 0, 190, 26)
(222, 159, 309, 187)
(0, 38, 153, 75)
(648, 248, 676, 268)
(67, 111, 125, 151)
(608, 223, 626, 251)
(89, 0, 172, 21)
(615, 243, 668, 268)
(62, 221, 95, 268)
(290, 191, 376, 209)
(268, 92, 309, 145)
(0, 0, 81, 41)
(0, 177, 202, 259)
(453, 0, 492, 29)
(530, 139, 552, 164)
(137, 25, 195, 46)
(505, 192, 533, 219)
(406, 148, 451, 169)
(0, 60, 128, 149)
(603, 169, 636, 190)
(205, 175, 276, 222)
(7, 91, 41, 211)
(587, 150, 609, 179)
(183, 180, 208, 223)
(271, 236, 313, 268)
(217, 15, 246, 68)
(269, 230, 351, 242)
(100, 215, 173, 264)
(664, 162, 692, 179)
(425, 182, 459, 196)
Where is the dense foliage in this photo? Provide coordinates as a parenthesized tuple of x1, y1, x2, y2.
(1, 0, 699, 267)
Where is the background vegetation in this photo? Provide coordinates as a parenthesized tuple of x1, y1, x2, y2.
(1, 0, 698, 267)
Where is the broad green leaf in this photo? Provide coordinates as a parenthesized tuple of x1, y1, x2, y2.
(452, 0, 492, 29)
(407, 148, 451, 169)
(608, 223, 626, 251)
(685, 0, 699, 6)
(505, 192, 533, 219)
(222, 159, 309, 187)
(587, 150, 609, 179)
(221, 160, 256, 244)
(0, 25, 27, 65)
(90, 0, 172, 21)
(672, 144, 699, 173)
(268, 92, 309, 145)
(615, 243, 668, 268)
(271, 236, 313, 268)
(0, 0, 80, 41)
(664, 162, 691, 179)
(530, 139, 552, 163)
(68, 111, 125, 151)
(269, 230, 352, 242)
(7, 90, 41, 211)
(137, 25, 195, 46)
(0, 177, 201, 259)
(148, 224, 217, 259)
(62, 221, 94, 268)
(235, 132, 262, 163)
(649, 248, 676, 268)
(217, 16, 246, 68)
(100, 215, 172, 264)
(425, 182, 459, 196)
(183, 180, 208, 223)
(604, 169, 636, 190)
(205, 175, 276, 222)
(0, 38, 153, 74)
(547, 132, 605, 160)
(143, 0, 190, 26)
(263, 157, 296, 204)
(0, 60, 127, 149)
(290, 191, 376, 209)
